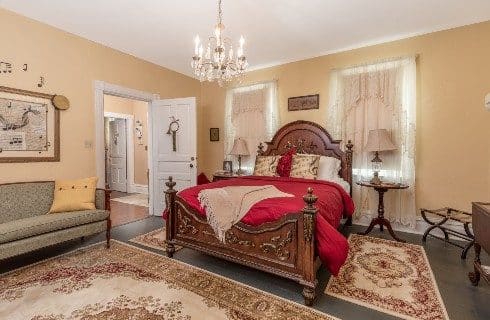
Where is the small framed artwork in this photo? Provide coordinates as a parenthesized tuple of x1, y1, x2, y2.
(288, 94, 319, 111)
(223, 160, 233, 173)
(210, 128, 219, 141)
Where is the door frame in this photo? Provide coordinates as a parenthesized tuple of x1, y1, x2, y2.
(104, 112, 134, 193)
(94, 81, 159, 213)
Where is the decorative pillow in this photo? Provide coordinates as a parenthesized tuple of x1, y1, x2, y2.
(317, 156, 342, 181)
(276, 148, 296, 177)
(290, 154, 320, 179)
(49, 177, 98, 213)
(253, 156, 280, 176)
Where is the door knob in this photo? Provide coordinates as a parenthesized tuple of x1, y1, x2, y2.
(190, 164, 194, 168)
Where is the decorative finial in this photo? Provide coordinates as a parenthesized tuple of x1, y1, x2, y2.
(165, 176, 176, 190)
(303, 187, 318, 210)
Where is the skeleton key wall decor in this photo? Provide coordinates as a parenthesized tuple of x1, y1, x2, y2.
(166, 116, 180, 151)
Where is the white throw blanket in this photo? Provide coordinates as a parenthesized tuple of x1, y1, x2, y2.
(198, 185, 294, 242)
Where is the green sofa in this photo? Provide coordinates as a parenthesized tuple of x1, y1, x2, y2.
(0, 181, 111, 260)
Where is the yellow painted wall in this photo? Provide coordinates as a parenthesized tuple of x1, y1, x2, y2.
(0, 8, 200, 183)
(200, 21, 490, 211)
(104, 95, 148, 186)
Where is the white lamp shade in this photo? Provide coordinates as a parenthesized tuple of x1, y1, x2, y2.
(230, 138, 250, 156)
(364, 129, 397, 152)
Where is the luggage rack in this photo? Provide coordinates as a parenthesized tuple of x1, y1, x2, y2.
(421, 207, 474, 259)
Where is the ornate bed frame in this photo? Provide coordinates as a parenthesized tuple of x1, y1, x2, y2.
(164, 120, 353, 305)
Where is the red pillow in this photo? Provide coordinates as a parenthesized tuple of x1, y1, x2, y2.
(276, 148, 296, 177)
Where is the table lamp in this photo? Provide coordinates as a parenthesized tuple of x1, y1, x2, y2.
(229, 138, 249, 175)
(364, 129, 397, 184)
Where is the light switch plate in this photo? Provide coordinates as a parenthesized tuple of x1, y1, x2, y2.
(485, 93, 490, 111)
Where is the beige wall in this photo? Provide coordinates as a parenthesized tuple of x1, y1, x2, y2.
(200, 21, 490, 212)
(104, 95, 148, 186)
(0, 8, 200, 183)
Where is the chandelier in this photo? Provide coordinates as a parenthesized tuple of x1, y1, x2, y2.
(191, 0, 248, 86)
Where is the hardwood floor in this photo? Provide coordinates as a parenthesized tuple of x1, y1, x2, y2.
(110, 191, 149, 227)
(1, 218, 489, 319)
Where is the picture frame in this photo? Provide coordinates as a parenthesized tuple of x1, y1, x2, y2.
(288, 94, 319, 111)
(0, 86, 60, 163)
(223, 160, 233, 173)
(210, 127, 219, 141)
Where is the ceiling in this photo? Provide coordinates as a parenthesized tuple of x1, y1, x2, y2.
(2, 0, 490, 77)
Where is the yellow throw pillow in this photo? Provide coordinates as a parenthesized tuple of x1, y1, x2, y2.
(49, 177, 98, 213)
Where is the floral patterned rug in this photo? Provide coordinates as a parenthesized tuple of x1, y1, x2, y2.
(129, 227, 182, 252)
(0, 240, 338, 320)
(325, 234, 449, 320)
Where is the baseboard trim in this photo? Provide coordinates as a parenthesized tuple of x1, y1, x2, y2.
(129, 184, 148, 194)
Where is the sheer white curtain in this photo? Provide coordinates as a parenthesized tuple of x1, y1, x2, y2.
(327, 57, 417, 227)
(224, 81, 279, 173)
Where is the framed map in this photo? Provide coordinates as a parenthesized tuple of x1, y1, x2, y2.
(0, 86, 60, 162)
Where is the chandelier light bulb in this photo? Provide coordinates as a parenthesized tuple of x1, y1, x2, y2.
(194, 36, 200, 55)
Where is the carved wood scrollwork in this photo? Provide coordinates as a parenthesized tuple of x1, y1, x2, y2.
(286, 139, 318, 154)
(260, 230, 293, 261)
(203, 230, 257, 247)
(177, 211, 198, 235)
(303, 215, 314, 242)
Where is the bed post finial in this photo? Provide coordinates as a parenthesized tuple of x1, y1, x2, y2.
(164, 176, 177, 258)
(345, 140, 353, 165)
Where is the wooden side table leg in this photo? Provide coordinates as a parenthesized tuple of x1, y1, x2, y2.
(469, 243, 482, 286)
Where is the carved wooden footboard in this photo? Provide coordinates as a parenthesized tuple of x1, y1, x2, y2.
(165, 176, 320, 305)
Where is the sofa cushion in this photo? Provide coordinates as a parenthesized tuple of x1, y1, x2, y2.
(0, 182, 54, 224)
(0, 210, 108, 244)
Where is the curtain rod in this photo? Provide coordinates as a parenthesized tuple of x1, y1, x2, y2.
(330, 54, 419, 72)
(227, 78, 278, 90)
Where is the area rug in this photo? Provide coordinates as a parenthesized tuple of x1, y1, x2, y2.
(112, 193, 149, 207)
(0, 240, 338, 320)
(129, 227, 181, 252)
(325, 234, 449, 320)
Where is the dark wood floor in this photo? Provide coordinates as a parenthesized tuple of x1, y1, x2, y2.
(1, 217, 489, 319)
(109, 191, 149, 227)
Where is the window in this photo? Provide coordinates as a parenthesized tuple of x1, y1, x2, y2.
(327, 57, 417, 227)
(224, 81, 279, 172)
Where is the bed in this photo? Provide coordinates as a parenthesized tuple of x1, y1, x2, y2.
(164, 120, 354, 305)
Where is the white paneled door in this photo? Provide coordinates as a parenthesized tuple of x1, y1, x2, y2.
(150, 97, 196, 216)
(108, 118, 127, 192)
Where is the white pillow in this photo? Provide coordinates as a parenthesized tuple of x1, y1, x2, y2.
(317, 156, 351, 193)
(317, 156, 341, 180)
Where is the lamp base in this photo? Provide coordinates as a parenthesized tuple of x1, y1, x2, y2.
(370, 171, 382, 185)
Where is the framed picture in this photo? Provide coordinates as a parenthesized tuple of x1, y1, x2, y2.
(223, 160, 233, 173)
(288, 94, 319, 111)
(0, 86, 60, 163)
(210, 127, 219, 141)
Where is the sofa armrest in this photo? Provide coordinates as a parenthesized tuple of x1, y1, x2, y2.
(95, 188, 111, 211)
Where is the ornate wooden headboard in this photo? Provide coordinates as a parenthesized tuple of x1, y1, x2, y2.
(258, 120, 354, 190)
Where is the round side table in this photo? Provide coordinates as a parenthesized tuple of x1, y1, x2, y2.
(356, 181, 409, 242)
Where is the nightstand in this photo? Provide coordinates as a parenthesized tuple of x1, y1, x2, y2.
(356, 181, 409, 242)
(212, 172, 248, 182)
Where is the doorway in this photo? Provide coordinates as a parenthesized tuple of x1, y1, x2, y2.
(104, 94, 150, 226)
(94, 81, 197, 218)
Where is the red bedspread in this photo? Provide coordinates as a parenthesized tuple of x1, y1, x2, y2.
(173, 176, 354, 275)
